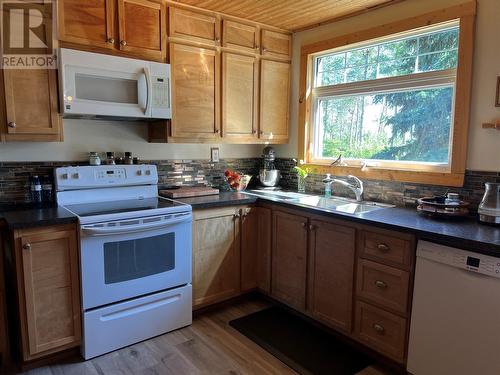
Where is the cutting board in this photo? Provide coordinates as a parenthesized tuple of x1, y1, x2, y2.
(159, 186, 220, 198)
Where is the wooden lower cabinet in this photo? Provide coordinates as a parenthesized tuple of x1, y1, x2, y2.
(307, 219, 356, 333)
(354, 301, 407, 363)
(256, 207, 272, 293)
(271, 210, 308, 311)
(13, 224, 81, 361)
(241, 207, 258, 291)
(192, 206, 241, 308)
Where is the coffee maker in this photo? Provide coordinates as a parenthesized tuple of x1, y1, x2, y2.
(258, 147, 281, 189)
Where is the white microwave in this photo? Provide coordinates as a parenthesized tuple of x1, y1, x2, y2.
(59, 48, 171, 120)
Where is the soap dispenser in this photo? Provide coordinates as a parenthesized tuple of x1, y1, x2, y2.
(322, 173, 334, 198)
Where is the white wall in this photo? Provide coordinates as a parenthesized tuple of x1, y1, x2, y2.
(275, 0, 500, 172)
(0, 119, 263, 161)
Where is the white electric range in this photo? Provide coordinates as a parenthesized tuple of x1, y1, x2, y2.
(55, 164, 192, 359)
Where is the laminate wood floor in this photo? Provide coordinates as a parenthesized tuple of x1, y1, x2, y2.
(16, 297, 388, 375)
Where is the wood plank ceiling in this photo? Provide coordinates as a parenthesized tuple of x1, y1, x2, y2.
(172, 0, 402, 31)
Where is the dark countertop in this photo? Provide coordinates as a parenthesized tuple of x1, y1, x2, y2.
(0, 204, 77, 230)
(179, 191, 500, 257)
(173, 191, 258, 209)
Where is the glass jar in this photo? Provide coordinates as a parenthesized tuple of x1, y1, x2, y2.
(89, 152, 101, 166)
(124, 152, 133, 165)
(297, 175, 307, 193)
(105, 152, 115, 165)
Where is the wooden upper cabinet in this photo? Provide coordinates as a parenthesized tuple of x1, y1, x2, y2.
(261, 29, 292, 60)
(117, 0, 166, 60)
(259, 59, 290, 141)
(15, 225, 81, 360)
(192, 207, 241, 308)
(58, 0, 115, 49)
(170, 43, 220, 140)
(2, 69, 61, 141)
(308, 219, 356, 333)
(221, 52, 258, 141)
(169, 7, 220, 46)
(271, 210, 308, 311)
(222, 20, 258, 53)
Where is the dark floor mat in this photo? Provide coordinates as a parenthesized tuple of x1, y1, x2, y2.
(229, 306, 373, 375)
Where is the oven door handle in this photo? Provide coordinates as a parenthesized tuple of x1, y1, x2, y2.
(81, 216, 190, 236)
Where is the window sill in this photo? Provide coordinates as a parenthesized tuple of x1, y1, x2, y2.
(303, 164, 464, 187)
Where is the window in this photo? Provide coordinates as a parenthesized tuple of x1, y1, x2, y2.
(309, 21, 460, 171)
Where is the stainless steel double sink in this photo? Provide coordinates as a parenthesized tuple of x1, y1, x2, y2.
(242, 190, 395, 215)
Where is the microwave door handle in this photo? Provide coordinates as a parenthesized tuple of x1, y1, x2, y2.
(143, 67, 152, 115)
(81, 216, 190, 236)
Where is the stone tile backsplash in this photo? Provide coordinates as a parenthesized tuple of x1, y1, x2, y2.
(0, 159, 261, 204)
(0, 158, 497, 211)
(275, 158, 499, 211)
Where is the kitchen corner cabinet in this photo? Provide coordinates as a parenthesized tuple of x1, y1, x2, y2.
(240, 207, 259, 291)
(271, 210, 308, 311)
(12, 224, 81, 361)
(58, 0, 166, 62)
(308, 219, 356, 333)
(159, 4, 291, 144)
(1, 68, 62, 142)
(192, 207, 241, 309)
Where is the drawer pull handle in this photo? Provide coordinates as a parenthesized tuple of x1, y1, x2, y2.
(120, 40, 127, 46)
(377, 243, 390, 252)
(23, 243, 31, 251)
(375, 280, 387, 289)
(8, 122, 16, 128)
(373, 323, 385, 333)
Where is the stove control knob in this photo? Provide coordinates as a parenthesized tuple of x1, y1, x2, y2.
(61, 173, 69, 179)
(73, 173, 80, 179)
(145, 170, 151, 175)
(137, 170, 143, 176)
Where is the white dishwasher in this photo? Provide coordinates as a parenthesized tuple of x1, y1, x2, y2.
(407, 240, 500, 375)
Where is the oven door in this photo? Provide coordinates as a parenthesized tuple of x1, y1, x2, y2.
(80, 212, 192, 310)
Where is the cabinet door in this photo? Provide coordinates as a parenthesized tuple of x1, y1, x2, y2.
(261, 29, 291, 60)
(17, 226, 80, 359)
(58, 0, 115, 49)
(170, 43, 220, 140)
(308, 219, 356, 333)
(117, 0, 166, 61)
(192, 208, 240, 308)
(222, 20, 258, 53)
(169, 7, 220, 46)
(241, 207, 258, 291)
(259, 60, 290, 141)
(271, 210, 308, 311)
(221, 52, 258, 141)
(257, 207, 272, 293)
(2, 69, 61, 141)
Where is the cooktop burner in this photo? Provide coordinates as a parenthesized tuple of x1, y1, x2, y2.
(64, 197, 186, 218)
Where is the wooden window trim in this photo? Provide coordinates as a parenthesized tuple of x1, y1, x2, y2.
(297, 1, 476, 187)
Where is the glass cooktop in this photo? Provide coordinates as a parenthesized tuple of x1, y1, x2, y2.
(64, 197, 187, 217)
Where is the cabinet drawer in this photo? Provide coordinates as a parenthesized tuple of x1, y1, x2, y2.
(359, 230, 412, 269)
(355, 301, 407, 363)
(356, 259, 410, 314)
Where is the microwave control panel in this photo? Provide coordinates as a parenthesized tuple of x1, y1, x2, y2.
(152, 76, 170, 109)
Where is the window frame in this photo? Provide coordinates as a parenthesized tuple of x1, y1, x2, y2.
(297, 2, 476, 187)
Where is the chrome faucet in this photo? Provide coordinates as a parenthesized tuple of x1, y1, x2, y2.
(332, 175, 364, 202)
